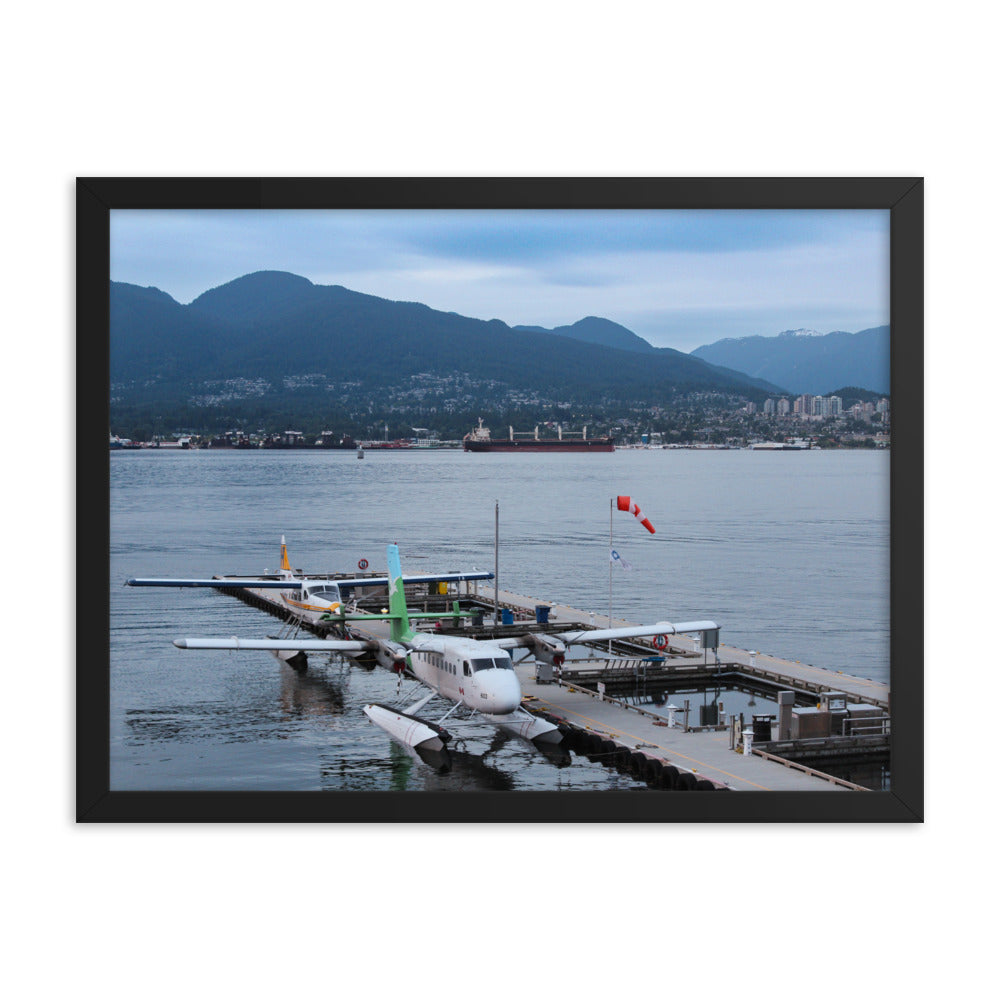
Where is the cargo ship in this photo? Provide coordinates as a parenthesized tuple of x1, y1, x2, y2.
(462, 418, 614, 453)
(749, 438, 812, 450)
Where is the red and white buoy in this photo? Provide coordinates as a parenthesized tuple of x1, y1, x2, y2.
(616, 495, 656, 534)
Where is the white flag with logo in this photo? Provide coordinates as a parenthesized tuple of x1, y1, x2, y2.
(610, 548, 633, 571)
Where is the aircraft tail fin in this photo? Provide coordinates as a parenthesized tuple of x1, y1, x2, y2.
(280, 535, 292, 574)
(386, 544, 414, 642)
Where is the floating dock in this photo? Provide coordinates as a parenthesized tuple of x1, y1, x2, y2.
(210, 573, 889, 791)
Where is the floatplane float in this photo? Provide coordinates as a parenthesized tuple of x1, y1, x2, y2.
(127, 540, 718, 758)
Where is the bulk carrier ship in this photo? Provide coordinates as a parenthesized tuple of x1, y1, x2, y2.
(462, 418, 614, 453)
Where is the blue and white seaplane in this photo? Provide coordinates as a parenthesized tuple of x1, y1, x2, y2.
(156, 543, 720, 756)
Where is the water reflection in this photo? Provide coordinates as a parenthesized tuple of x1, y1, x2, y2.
(278, 660, 348, 721)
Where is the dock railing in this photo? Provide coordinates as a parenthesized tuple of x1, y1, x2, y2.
(749, 747, 871, 791)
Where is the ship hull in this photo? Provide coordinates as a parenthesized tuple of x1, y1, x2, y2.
(463, 439, 614, 453)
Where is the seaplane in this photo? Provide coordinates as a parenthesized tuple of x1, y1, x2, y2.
(154, 542, 721, 759)
(126, 536, 494, 627)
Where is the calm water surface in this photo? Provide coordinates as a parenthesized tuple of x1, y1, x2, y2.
(110, 448, 889, 791)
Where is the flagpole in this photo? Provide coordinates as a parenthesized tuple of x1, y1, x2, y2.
(494, 500, 499, 626)
(609, 496, 613, 653)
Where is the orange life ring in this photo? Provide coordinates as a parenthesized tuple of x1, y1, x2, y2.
(653, 634, 668, 650)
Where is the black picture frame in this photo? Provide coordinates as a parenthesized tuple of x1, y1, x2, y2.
(78, 177, 923, 822)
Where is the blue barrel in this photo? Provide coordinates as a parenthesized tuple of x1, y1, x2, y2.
(535, 605, 550, 624)
(501, 608, 514, 625)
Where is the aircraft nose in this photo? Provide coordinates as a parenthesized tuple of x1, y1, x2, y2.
(484, 670, 521, 714)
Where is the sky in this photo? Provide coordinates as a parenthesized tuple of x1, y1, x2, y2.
(110, 208, 889, 353)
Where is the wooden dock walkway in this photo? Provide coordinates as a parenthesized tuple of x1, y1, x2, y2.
(514, 661, 856, 791)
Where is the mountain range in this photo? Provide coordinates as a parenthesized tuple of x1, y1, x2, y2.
(516, 319, 889, 396)
(514, 316, 657, 355)
(109, 271, 784, 430)
(689, 326, 889, 396)
(109, 271, 887, 436)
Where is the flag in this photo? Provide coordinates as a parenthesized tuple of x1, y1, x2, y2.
(610, 548, 633, 571)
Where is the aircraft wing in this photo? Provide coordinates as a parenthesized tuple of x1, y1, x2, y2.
(172, 637, 371, 651)
(493, 620, 719, 650)
(126, 578, 300, 589)
(333, 571, 493, 589)
(554, 620, 719, 644)
(127, 571, 492, 589)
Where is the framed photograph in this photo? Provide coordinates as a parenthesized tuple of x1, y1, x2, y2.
(78, 177, 922, 822)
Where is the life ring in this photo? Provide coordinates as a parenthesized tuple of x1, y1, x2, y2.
(652, 634, 668, 650)
(358, 558, 369, 570)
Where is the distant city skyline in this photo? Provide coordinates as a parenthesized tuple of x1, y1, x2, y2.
(110, 208, 889, 354)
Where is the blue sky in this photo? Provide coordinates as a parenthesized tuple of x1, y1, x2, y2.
(110, 208, 889, 353)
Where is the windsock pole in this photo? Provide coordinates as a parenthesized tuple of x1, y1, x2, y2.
(609, 498, 614, 652)
(611, 495, 656, 652)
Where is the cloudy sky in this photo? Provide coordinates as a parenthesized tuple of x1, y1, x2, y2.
(110, 208, 889, 353)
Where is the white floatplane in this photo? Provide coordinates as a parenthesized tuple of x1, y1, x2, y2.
(166, 543, 720, 756)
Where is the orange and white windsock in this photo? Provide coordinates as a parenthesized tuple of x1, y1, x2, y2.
(617, 495, 656, 534)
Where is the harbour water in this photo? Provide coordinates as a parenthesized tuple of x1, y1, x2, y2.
(110, 448, 890, 791)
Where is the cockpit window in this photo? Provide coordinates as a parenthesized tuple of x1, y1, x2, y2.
(470, 657, 513, 671)
(309, 588, 340, 601)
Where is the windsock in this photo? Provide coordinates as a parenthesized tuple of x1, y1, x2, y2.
(617, 495, 655, 534)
